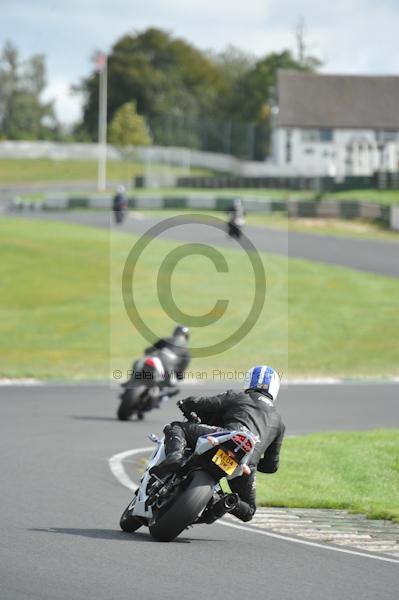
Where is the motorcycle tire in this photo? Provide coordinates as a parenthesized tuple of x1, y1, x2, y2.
(117, 387, 144, 421)
(120, 503, 143, 533)
(149, 470, 214, 542)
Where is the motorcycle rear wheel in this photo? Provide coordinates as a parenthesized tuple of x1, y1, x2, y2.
(149, 470, 214, 542)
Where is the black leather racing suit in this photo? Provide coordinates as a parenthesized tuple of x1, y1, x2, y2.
(172, 390, 285, 522)
(145, 333, 191, 382)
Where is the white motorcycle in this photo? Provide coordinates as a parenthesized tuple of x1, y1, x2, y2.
(119, 411, 258, 542)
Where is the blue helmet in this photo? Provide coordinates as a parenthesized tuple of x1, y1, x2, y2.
(245, 366, 281, 402)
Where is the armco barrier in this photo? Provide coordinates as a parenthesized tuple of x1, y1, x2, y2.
(177, 172, 399, 191)
(317, 201, 340, 218)
(288, 200, 391, 225)
(391, 206, 399, 231)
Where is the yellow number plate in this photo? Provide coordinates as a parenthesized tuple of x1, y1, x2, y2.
(212, 448, 238, 475)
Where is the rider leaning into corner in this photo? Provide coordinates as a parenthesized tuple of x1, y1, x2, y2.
(151, 365, 285, 523)
(123, 325, 191, 391)
(144, 325, 191, 387)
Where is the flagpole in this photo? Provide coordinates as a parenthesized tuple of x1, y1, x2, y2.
(97, 53, 108, 192)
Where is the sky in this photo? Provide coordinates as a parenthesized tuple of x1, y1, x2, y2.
(3, 0, 399, 125)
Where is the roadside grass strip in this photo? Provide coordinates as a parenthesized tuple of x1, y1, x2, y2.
(1, 218, 399, 379)
(0, 158, 208, 184)
(256, 430, 399, 523)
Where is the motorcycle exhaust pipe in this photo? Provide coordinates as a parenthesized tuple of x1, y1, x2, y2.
(223, 494, 239, 511)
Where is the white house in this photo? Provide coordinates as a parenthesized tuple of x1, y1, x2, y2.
(272, 71, 399, 177)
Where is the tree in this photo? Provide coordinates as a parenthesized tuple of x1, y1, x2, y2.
(78, 28, 227, 139)
(109, 100, 151, 156)
(227, 50, 309, 122)
(109, 101, 151, 183)
(295, 17, 322, 70)
(0, 41, 57, 140)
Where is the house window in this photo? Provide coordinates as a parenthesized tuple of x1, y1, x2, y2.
(375, 131, 397, 143)
(302, 129, 333, 143)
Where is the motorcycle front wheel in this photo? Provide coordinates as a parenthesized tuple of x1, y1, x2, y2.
(120, 500, 144, 533)
(149, 470, 214, 542)
(117, 386, 145, 421)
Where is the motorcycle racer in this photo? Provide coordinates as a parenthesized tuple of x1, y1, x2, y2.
(150, 365, 285, 523)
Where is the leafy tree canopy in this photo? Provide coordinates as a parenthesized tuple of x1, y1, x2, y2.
(79, 28, 227, 138)
(109, 100, 151, 157)
(227, 50, 311, 122)
(0, 41, 57, 140)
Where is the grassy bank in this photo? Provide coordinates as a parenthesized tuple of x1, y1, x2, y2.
(1, 218, 398, 379)
(0, 158, 208, 184)
(256, 429, 399, 522)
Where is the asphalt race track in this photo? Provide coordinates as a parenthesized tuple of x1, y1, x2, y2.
(1, 382, 398, 600)
(7, 210, 399, 278)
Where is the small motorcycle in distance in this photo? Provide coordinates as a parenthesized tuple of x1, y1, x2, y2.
(117, 356, 178, 421)
(113, 185, 128, 224)
(227, 218, 243, 239)
(119, 407, 258, 542)
(227, 198, 245, 239)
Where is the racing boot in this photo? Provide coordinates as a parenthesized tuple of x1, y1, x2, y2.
(150, 424, 186, 478)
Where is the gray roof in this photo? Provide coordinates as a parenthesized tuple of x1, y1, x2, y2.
(278, 71, 399, 130)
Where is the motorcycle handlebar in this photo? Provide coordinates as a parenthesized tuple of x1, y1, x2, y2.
(187, 412, 201, 424)
(177, 400, 201, 424)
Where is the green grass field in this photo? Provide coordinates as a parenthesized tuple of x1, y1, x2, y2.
(255, 429, 399, 522)
(326, 189, 399, 205)
(0, 158, 208, 185)
(1, 217, 399, 380)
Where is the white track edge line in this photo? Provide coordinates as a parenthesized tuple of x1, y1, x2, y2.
(0, 378, 44, 386)
(108, 447, 399, 565)
(109, 447, 153, 491)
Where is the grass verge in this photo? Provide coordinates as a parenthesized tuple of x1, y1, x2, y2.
(1, 218, 399, 379)
(255, 429, 399, 522)
(151, 187, 399, 205)
(0, 158, 208, 184)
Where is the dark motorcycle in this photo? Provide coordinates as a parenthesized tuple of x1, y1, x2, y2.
(227, 218, 243, 239)
(117, 356, 178, 421)
(113, 187, 128, 225)
(227, 199, 245, 239)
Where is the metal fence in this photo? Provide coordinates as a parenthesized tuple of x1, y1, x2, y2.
(147, 115, 270, 161)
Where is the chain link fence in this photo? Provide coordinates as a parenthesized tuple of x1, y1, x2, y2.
(147, 115, 270, 161)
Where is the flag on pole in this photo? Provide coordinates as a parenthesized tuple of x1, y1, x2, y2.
(95, 51, 106, 72)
